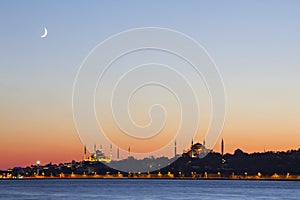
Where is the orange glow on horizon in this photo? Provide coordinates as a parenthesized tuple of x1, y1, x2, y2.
(0, 104, 299, 170)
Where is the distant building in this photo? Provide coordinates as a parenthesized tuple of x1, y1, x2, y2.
(221, 138, 226, 164)
(174, 140, 181, 158)
(83, 144, 111, 163)
(183, 140, 210, 158)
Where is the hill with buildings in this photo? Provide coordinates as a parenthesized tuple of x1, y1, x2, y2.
(1, 140, 300, 179)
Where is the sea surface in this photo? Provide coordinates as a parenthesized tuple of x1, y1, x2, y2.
(0, 179, 299, 200)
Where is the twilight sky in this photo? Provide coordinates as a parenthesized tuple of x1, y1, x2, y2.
(0, 1, 300, 169)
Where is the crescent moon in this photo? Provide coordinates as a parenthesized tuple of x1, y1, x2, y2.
(41, 28, 48, 38)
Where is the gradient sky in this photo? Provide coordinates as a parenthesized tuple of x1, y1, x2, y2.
(1, 1, 300, 169)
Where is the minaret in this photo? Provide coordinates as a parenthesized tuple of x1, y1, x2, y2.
(84, 144, 87, 160)
(94, 144, 96, 153)
(191, 138, 194, 158)
(128, 146, 131, 158)
(117, 147, 120, 160)
(221, 138, 226, 164)
(100, 144, 103, 152)
(221, 138, 224, 157)
(110, 144, 112, 160)
(203, 139, 206, 147)
(174, 140, 177, 157)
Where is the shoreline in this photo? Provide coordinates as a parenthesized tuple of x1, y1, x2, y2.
(2, 175, 300, 181)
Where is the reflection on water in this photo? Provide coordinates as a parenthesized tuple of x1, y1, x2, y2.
(0, 179, 299, 200)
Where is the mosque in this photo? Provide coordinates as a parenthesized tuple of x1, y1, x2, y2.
(183, 139, 211, 158)
(83, 138, 215, 162)
(83, 144, 112, 163)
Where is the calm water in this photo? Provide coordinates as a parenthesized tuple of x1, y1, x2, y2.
(0, 179, 299, 200)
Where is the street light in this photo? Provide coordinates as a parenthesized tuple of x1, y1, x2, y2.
(36, 161, 40, 176)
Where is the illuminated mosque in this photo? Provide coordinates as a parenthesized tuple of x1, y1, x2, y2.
(83, 144, 112, 163)
(183, 139, 211, 158)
